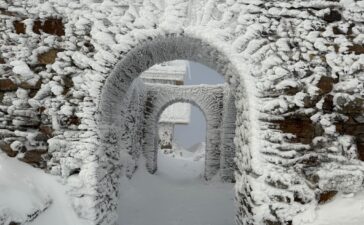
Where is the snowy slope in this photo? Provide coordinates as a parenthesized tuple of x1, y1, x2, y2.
(295, 192, 364, 225)
(0, 153, 89, 225)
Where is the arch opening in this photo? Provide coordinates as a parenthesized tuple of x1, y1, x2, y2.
(98, 35, 249, 225)
(157, 102, 207, 179)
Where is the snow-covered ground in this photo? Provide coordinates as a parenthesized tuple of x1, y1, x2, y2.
(295, 192, 364, 225)
(118, 143, 236, 225)
(0, 152, 88, 225)
(1, 147, 364, 225)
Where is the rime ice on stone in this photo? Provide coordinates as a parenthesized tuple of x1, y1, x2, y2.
(0, 1, 363, 225)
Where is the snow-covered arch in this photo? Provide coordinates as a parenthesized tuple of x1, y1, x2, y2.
(2, 1, 363, 225)
(97, 34, 252, 225)
(143, 83, 227, 180)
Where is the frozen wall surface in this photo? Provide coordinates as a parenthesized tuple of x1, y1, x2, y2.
(0, 0, 363, 225)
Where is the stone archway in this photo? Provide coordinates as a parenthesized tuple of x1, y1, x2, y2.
(1, 1, 364, 225)
(98, 34, 253, 225)
(143, 83, 227, 180)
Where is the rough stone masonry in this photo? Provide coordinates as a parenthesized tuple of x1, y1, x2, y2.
(0, 0, 364, 225)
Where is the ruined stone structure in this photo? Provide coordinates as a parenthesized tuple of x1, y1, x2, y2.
(0, 1, 364, 225)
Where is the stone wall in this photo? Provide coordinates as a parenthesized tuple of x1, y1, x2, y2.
(0, 1, 363, 225)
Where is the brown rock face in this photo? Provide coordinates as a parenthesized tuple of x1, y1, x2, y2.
(20, 150, 48, 168)
(13, 20, 26, 34)
(317, 76, 334, 94)
(0, 79, 18, 91)
(37, 49, 59, 65)
(67, 115, 81, 126)
(0, 142, 18, 157)
(276, 117, 315, 144)
(323, 10, 342, 23)
(318, 191, 338, 204)
(33, 18, 65, 36)
(39, 125, 54, 139)
(322, 95, 334, 113)
(348, 44, 364, 55)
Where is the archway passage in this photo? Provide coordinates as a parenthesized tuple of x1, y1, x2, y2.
(118, 96, 235, 225)
(98, 35, 249, 225)
(143, 83, 229, 180)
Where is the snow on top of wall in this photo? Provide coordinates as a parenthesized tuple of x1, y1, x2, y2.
(141, 60, 191, 124)
(159, 102, 191, 124)
(140, 60, 189, 81)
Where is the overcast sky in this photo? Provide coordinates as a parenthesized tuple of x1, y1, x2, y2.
(173, 61, 224, 149)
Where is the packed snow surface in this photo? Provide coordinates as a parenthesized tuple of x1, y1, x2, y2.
(118, 144, 236, 225)
(298, 192, 364, 225)
(0, 153, 88, 225)
(1, 148, 364, 225)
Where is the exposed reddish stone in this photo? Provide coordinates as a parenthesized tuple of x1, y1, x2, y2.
(19, 79, 42, 90)
(0, 79, 17, 91)
(33, 18, 65, 36)
(20, 150, 48, 168)
(62, 76, 74, 95)
(0, 142, 18, 157)
(283, 86, 300, 96)
(317, 76, 334, 94)
(322, 95, 334, 113)
(176, 80, 184, 85)
(37, 106, 46, 113)
(275, 117, 315, 144)
(341, 124, 364, 136)
(37, 49, 59, 65)
(323, 10, 342, 23)
(39, 125, 54, 139)
(13, 20, 26, 34)
(348, 44, 364, 55)
(67, 115, 81, 126)
(0, 57, 5, 64)
(318, 191, 338, 204)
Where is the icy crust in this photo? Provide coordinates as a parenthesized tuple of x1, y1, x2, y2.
(0, 0, 363, 225)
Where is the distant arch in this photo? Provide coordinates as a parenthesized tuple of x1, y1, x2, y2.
(143, 83, 226, 180)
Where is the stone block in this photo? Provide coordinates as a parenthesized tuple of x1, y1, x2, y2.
(13, 20, 25, 34)
(37, 49, 59, 65)
(19, 149, 48, 168)
(317, 76, 334, 94)
(275, 117, 315, 144)
(33, 18, 65, 36)
(0, 79, 17, 91)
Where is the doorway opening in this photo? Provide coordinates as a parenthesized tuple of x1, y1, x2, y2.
(117, 60, 235, 225)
